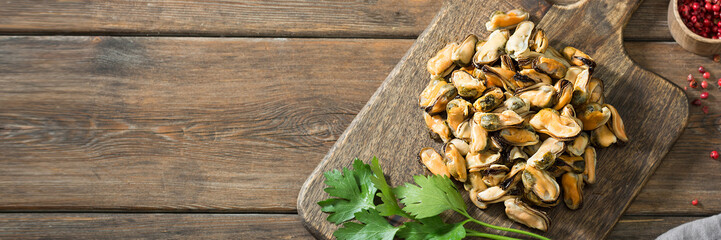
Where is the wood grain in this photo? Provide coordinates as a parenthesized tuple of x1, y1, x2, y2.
(0, 213, 701, 239)
(0, 0, 673, 40)
(0, 37, 716, 215)
(0, 36, 410, 211)
(0, 0, 442, 38)
(297, 0, 689, 239)
(0, 213, 313, 239)
(626, 42, 721, 215)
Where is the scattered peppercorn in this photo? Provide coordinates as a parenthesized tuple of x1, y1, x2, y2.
(714, 54, 721, 62)
(693, 99, 703, 105)
(685, 86, 689, 90)
(692, 199, 699, 206)
(688, 74, 696, 82)
(703, 105, 710, 114)
(699, 66, 707, 73)
(691, 80, 699, 88)
(702, 80, 709, 88)
(701, 91, 710, 99)
(712, 150, 719, 159)
(704, 72, 711, 79)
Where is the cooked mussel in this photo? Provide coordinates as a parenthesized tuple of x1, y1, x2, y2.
(454, 119, 472, 141)
(483, 164, 510, 186)
(553, 79, 573, 110)
(419, 147, 450, 176)
(557, 155, 585, 173)
(506, 21, 534, 59)
(583, 146, 597, 184)
(473, 87, 505, 112)
(577, 103, 611, 131)
(586, 78, 604, 104)
(474, 110, 524, 131)
(562, 46, 596, 72)
(522, 164, 560, 203)
(605, 104, 629, 142)
(482, 65, 517, 91)
(446, 98, 473, 133)
(499, 127, 539, 146)
(533, 56, 567, 79)
(428, 42, 458, 78)
(469, 119, 488, 153)
(447, 139, 470, 157)
(509, 146, 529, 162)
(451, 70, 486, 99)
(423, 111, 452, 142)
(591, 124, 617, 148)
(566, 132, 589, 156)
(512, 73, 538, 89)
(444, 142, 468, 182)
(529, 108, 582, 140)
(485, 9, 529, 31)
(419, 79, 458, 115)
(518, 69, 552, 85)
(530, 29, 548, 53)
(478, 161, 525, 201)
(561, 172, 584, 210)
(467, 171, 488, 209)
(493, 96, 530, 114)
(527, 137, 564, 169)
(516, 83, 556, 109)
(571, 68, 591, 106)
(452, 34, 478, 67)
(501, 55, 517, 72)
(466, 150, 502, 172)
(504, 198, 550, 231)
(473, 30, 509, 66)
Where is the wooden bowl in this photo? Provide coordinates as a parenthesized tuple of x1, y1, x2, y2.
(668, 0, 721, 55)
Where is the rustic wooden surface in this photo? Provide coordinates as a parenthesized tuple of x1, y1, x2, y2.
(0, 0, 718, 239)
(298, 0, 689, 239)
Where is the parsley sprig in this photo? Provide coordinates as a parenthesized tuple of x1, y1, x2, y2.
(318, 157, 551, 240)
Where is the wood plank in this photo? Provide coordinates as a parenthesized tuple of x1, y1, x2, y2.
(0, 213, 314, 239)
(0, 0, 442, 38)
(625, 0, 673, 41)
(609, 216, 703, 239)
(297, 0, 688, 239)
(0, 37, 717, 215)
(0, 0, 672, 40)
(0, 213, 701, 239)
(0, 36, 412, 211)
(626, 41, 721, 215)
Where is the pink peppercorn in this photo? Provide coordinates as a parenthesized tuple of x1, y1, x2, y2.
(701, 91, 710, 99)
(692, 199, 699, 206)
(704, 72, 711, 79)
(711, 150, 719, 159)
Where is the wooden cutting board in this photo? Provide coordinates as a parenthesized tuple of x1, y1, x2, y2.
(298, 0, 689, 239)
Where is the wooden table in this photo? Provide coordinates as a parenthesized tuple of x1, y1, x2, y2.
(0, 0, 717, 239)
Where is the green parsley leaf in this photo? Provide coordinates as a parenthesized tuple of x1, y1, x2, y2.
(334, 209, 400, 240)
(396, 216, 466, 240)
(395, 174, 467, 219)
(369, 157, 412, 219)
(318, 159, 378, 224)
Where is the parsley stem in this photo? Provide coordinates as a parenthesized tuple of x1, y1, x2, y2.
(465, 229, 520, 240)
(457, 211, 551, 240)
